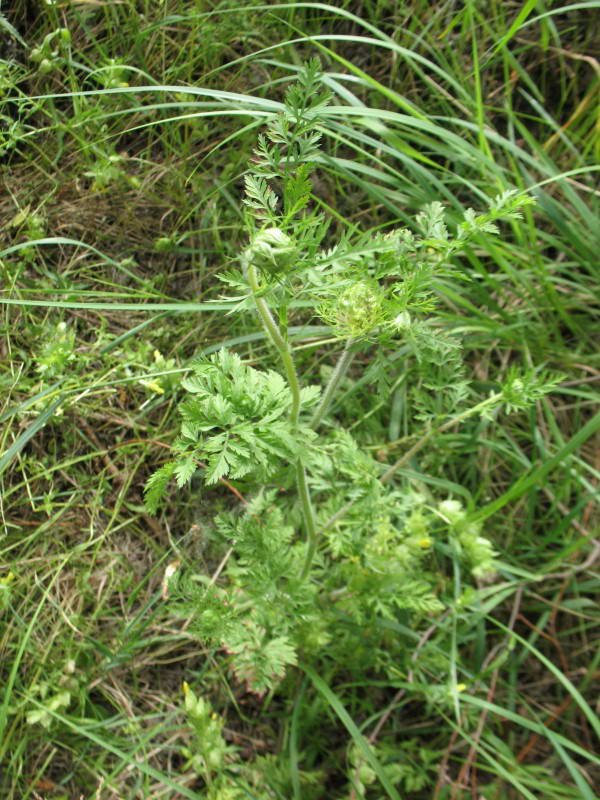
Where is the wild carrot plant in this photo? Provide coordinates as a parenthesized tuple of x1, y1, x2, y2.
(145, 61, 560, 702)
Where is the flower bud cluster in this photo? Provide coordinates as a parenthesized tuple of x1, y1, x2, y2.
(182, 682, 230, 772)
(321, 280, 385, 337)
(393, 310, 412, 332)
(30, 28, 71, 74)
(438, 499, 496, 579)
(244, 227, 299, 275)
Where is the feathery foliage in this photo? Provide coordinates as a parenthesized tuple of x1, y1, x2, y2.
(146, 62, 562, 700)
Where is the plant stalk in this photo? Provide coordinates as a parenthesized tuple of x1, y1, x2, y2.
(244, 259, 318, 579)
(310, 337, 357, 430)
(244, 260, 301, 426)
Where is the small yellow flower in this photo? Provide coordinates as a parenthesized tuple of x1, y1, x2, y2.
(139, 379, 165, 395)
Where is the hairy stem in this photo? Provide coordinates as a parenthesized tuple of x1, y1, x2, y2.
(310, 337, 357, 430)
(244, 258, 318, 578)
(244, 260, 301, 426)
(297, 462, 318, 581)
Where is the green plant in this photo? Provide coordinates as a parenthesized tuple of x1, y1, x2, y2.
(29, 27, 72, 76)
(145, 61, 559, 702)
(182, 682, 323, 799)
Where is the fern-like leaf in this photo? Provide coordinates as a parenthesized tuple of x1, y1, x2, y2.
(144, 461, 177, 514)
(243, 173, 278, 218)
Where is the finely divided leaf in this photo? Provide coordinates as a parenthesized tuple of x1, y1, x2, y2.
(144, 461, 177, 514)
(243, 174, 278, 217)
(174, 455, 197, 488)
(300, 384, 321, 407)
(205, 446, 231, 485)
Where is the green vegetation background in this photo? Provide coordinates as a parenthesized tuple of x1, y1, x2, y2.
(1, 1, 599, 798)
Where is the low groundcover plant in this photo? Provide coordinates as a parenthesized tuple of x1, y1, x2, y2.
(144, 59, 562, 793)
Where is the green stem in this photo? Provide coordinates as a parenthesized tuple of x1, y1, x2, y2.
(297, 462, 318, 581)
(245, 261, 301, 426)
(244, 258, 318, 579)
(310, 337, 357, 430)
